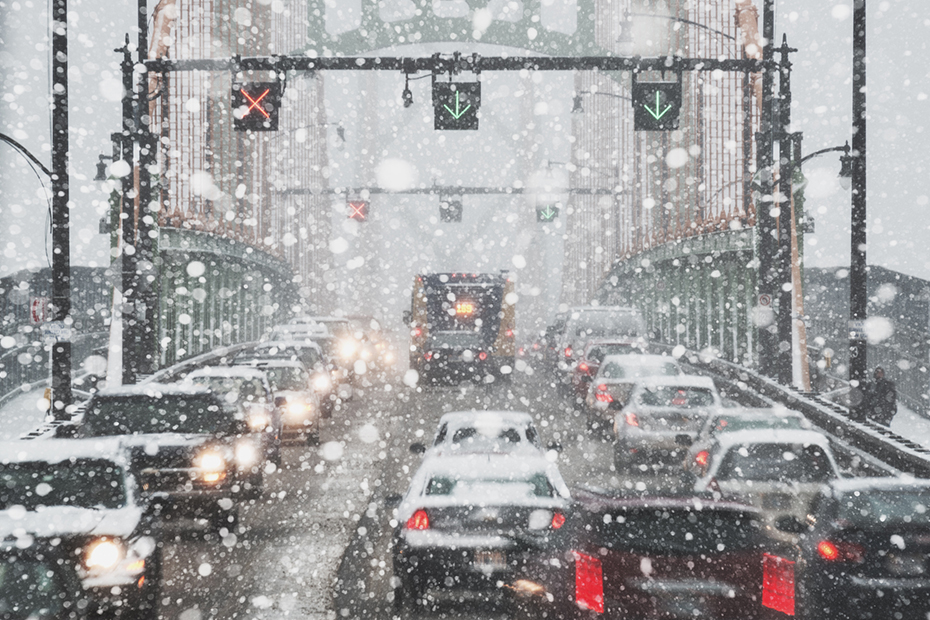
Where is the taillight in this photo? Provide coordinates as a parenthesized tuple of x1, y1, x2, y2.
(817, 540, 864, 563)
(573, 552, 604, 613)
(478, 351, 488, 361)
(412, 327, 422, 338)
(695, 450, 709, 467)
(406, 509, 429, 530)
(762, 553, 795, 616)
(625, 412, 639, 426)
(424, 351, 433, 361)
(506, 329, 514, 338)
(551, 512, 566, 530)
(564, 347, 573, 358)
(578, 363, 589, 372)
(595, 386, 613, 403)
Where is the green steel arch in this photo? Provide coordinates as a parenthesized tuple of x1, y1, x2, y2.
(303, 0, 604, 56)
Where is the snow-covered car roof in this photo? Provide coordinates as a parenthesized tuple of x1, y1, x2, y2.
(825, 476, 930, 495)
(92, 382, 214, 399)
(237, 359, 307, 370)
(597, 353, 681, 370)
(583, 337, 648, 351)
(428, 410, 542, 455)
(0, 437, 129, 466)
(271, 323, 329, 337)
(251, 340, 323, 351)
(572, 487, 762, 515)
(711, 428, 834, 452)
(630, 374, 717, 390)
(707, 406, 805, 420)
(436, 410, 534, 428)
(184, 366, 268, 381)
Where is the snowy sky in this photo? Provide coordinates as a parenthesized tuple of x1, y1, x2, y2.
(1, 0, 928, 282)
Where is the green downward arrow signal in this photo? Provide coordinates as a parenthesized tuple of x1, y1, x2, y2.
(644, 91, 672, 120)
(539, 205, 557, 221)
(443, 91, 472, 119)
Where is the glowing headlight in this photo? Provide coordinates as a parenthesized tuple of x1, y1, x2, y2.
(247, 411, 272, 431)
(85, 538, 124, 570)
(285, 400, 314, 421)
(338, 339, 358, 359)
(235, 441, 260, 467)
(312, 373, 333, 392)
(195, 449, 227, 483)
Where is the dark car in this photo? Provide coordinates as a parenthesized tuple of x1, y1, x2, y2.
(772, 477, 930, 620)
(0, 439, 159, 618)
(528, 488, 779, 620)
(391, 453, 572, 612)
(0, 541, 89, 619)
(67, 384, 263, 530)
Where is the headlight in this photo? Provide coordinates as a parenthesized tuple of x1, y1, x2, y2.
(285, 400, 314, 420)
(195, 449, 227, 483)
(247, 410, 272, 431)
(338, 339, 358, 359)
(312, 373, 333, 392)
(85, 538, 124, 570)
(235, 440, 260, 467)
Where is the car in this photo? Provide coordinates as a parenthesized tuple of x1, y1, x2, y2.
(0, 439, 160, 618)
(233, 340, 338, 416)
(685, 406, 811, 474)
(612, 375, 722, 474)
(390, 453, 572, 611)
(67, 383, 264, 530)
(235, 359, 323, 444)
(180, 365, 282, 466)
(568, 338, 651, 401)
(770, 477, 930, 620)
(409, 410, 557, 457)
(525, 488, 777, 620)
(0, 541, 90, 619)
(286, 315, 359, 382)
(584, 353, 684, 424)
(693, 429, 840, 532)
(555, 306, 646, 382)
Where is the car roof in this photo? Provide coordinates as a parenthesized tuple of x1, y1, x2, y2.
(584, 338, 647, 349)
(600, 354, 678, 367)
(411, 453, 570, 499)
(632, 375, 716, 389)
(437, 410, 534, 427)
(272, 323, 329, 335)
(93, 382, 214, 398)
(572, 487, 762, 515)
(185, 366, 268, 380)
(827, 476, 930, 495)
(0, 437, 129, 466)
(713, 428, 833, 450)
(237, 359, 307, 369)
(708, 406, 805, 420)
(249, 340, 323, 351)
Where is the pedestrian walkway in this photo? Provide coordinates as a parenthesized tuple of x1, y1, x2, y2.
(0, 386, 50, 441)
(891, 404, 930, 452)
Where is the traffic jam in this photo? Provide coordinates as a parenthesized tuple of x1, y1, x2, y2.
(3, 284, 929, 620)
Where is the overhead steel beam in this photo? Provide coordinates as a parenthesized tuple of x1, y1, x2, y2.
(276, 186, 622, 196)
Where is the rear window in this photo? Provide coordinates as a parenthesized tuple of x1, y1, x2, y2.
(587, 344, 641, 362)
(838, 490, 930, 526)
(584, 508, 762, 554)
(710, 416, 806, 437)
(262, 367, 310, 391)
(600, 361, 679, 380)
(425, 473, 554, 498)
(0, 459, 127, 510)
(638, 386, 716, 408)
(716, 443, 835, 483)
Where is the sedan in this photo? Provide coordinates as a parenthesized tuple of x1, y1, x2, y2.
(236, 359, 323, 444)
(410, 410, 557, 457)
(612, 375, 721, 474)
(772, 477, 930, 620)
(568, 338, 650, 403)
(0, 439, 160, 618)
(585, 353, 683, 428)
(391, 453, 571, 611)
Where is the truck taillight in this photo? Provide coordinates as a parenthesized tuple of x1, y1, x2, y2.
(594, 385, 613, 403)
(551, 512, 566, 529)
(564, 347, 573, 358)
(695, 450, 709, 467)
(573, 552, 604, 613)
(625, 412, 639, 427)
(817, 540, 864, 563)
(406, 509, 430, 530)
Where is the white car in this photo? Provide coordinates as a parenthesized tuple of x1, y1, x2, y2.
(612, 375, 722, 474)
(693, 428, 840, 530)
(235, 359, 322, 444)
(585, 353, 683, 426)
(411, 410, 554, 457)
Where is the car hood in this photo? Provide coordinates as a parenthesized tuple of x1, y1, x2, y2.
(114, 433, 218, 450)
(0, 504, 143, 540)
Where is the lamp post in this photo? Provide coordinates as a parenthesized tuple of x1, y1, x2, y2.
(849, 0, 868, 388)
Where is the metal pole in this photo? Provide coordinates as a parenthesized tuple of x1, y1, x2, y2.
(849, 0, 868, 384)
(756, 0, 777, 377)
(50, 0, 72, 417)
(776, 36, 797, 385)
(120, 39, 139, 385)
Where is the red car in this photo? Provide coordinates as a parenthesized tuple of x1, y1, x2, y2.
(522, 489, 787, 620)
(568, 339, 649, 404)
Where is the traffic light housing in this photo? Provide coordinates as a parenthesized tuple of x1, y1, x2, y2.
(232, 83, 281, 131)
(439, 199, 463, 222)
(632, 81, 682, 131)
(536, 204, 560, 222)
(433, 82, 480, 130)
(347, 200, 369, 221)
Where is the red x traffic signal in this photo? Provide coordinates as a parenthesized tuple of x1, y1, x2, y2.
(347, 200, 369, 221)
(232, 83, 281, 131)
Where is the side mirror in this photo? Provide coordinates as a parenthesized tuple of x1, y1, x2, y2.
(274, 396, 287, 407)
(385, 493, 403, 508)
(546, 441, 563, 453)
(409, 442, 426, 455)
(675, 434, 693, 447)
(774, 515, 808, 534)
(402, 311, 412, 325)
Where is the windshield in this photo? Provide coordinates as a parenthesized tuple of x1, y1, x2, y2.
(262, 367, 310, 392)
(0, 555, 77, 617)
(0, 459, 127, 510)
(82, 395, 235, 436)
(638, 386, 716, 408)
(599, 361, 680, 380)
(188, 376, 267, 405)
(716, 443, 836, 483)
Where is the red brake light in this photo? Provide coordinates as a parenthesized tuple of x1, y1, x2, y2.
(573, 552, 604, 613)
(578, 363, 589, 372)
(595, 386, 613, 403)
(506, 329, 514, 338)
(817, 540, 863, 563)
(564, 347, 573, 358)
(695, 450, 709, 467)
(478, 351, 488, 361)
(424, 351, 433, 361)
(762, 553, 795, 616)
(551, 512, 566, 530)
(412, 327, 422, 338)
(625, 412, 639, 427)
(406, 509, 429, 530)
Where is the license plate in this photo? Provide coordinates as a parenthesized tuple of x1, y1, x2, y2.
(474, 550, 506, 569)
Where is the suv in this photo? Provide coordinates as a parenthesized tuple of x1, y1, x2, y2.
(65, 384, 264, 530)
